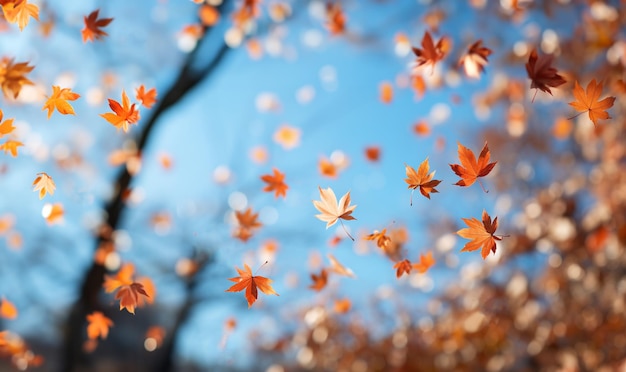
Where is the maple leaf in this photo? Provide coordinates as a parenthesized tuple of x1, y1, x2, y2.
(325, 2, 346, 35)
(225, 263, 279, 308)
(0, 58, 34, 99)
(261, 168, 288, 198)
(1, 0, 39, 31)
(364, 229, 391, 250)
(233, 207, 262, 242)
(103, 263, 150, 314)
(32, 172, 55, 199)
(457, 210, 502, 259)
(309, 268, 328, 292)
(42, 86, 80, 119)
(412, 251, 435, 273)
(81, 9, 113, 43)
(100, 90, 140, 133)
(86, 312, 113, 340)
(0, 297, 17, 319)
(0, 109, 16, 137)
(449, 142, 497, 192)
(460, 40, 492, 79)
(327, 253, 356, 278)
(404, 158, 442, 203)
(313, 186, 357, 240)
(412, 31, 448, 74)
(393, 259, 412, 278)
(135, 85, 157, 109)
(525, 48, 566, 101)
(0, 140, 23, 157)
(568, 79, 616, 126)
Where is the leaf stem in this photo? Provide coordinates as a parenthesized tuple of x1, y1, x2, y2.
(478, 179, 489, 193)
(339, 219, 355, 241)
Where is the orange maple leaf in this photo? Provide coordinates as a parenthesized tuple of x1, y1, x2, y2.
(0, 297, 17, 319)
(135, 85, 157, 109)
(1, 0, 39, 31)
(568, 79, 616, 126)
(103, 263, 150, 314)
(404, 158, 441, 203)
(0, 109, 16, 137)
(334, 298, 351, 313)
(393, 259, 412, 278)
(364, 229, 391, 250)
(412, 31, 449, 74)
(100, 90, 140, 133)
(0, 58, 34, 99)
(525, 48, 566, 101)
(42, 86, 80, 119)
(449, 142, 497, 192)
(313, 186, 357, 240)
(325, 2, 346, 35)
(261, 168, 288, 198)
(32, 172, 55, 199)
(81, 9, 113, 43)
(457, 210, 502, 259)
(0, 140, 23, 157)
(86, 311, 113, 340)
(225, 263, 279, 308)
(309, 268, 328, 292)
(460, 40, 492, 79)
(233, 207, 262, 242)
(412, 251, 435, 273)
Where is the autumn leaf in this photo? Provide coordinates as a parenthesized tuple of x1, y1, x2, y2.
(325, 2, 346, 35)
(313, 186, 356, 240)
(100, 90, 140, 133)
(0, 58, 34, 99)
(412, 251, 435, 273)
(404, 158, 442, 203)
(86, 312, 113, 340)
(364, 229, 391, 250)
(103, 263, 150, 314)
(568, 79, 616, 126)
(309, 269, 328, 292)
(460, 40, 491, 79)
(0, 140, 23, 157)
(327, 253, 355, 278)
(334, 298, 351, 313)
(225, 263, 278, 307)
(364, 146, 380, 162)
(412, 31, 449, 74)
(379, 81, 393, 103)
(525, 48, 566, 101)
(42, 86, 80, 119)
(0, 109, 16, 137)
(449, 142, 497, 192)
(0, 297, 17, 319)
(1, 0, 39, 31)
(82, 9, 113, 43)
(318, 157, 338, 178)
(42, 202, 64, 224)
(32, 172, 55, 199)
(261, 168, 288, 198)
(457, 210, 502, 259)
(393, 259, 412, 278)
(135, 85, 157, 109)
(233, 207, 262, 242)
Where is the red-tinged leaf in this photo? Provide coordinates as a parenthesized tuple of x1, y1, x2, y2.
(0, 297, 17, 319)
(0, 140, 23, 157)
(115, 283, 149, 314)
(364, 146, 380, 162)
(82, 9, 113, 43)
(404, 158, 441, 203)
(42, 86, 80, 119)
(525, 48, 566, 101)
(261, 168, 288, 198)
(1, 0, 39, 31)
(233, 207, 262, 242)
(457, 210, 502, 259)
(100, 90, 140, 132)
(393, 259, 412, 278)
(86, 312, 113, 340)
(325, 2, 346, 35)
(225, 263, 278, 307)
(0, 109, 16, 137)
(449, 142, 497, 191)
(379, 81, 393, 103)
(0, 58, 34, 99)
(412, 31, 449, 74)
(135, 85, 157, 109)
(412, 251, 435, 273)
(309, 269, 328, 292)
(460, 40, 491, 79)
(364, 229, 391, 250)
(568, 79, 616, 126)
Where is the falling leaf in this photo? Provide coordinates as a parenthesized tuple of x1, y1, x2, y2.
(0, 140, 23, 157)
(309, 269, 328, 292)
(225, 263, 279, 308)
(449, 142, 497, 192)
(412, 31, 449, 74)
(313, 186, 356, 240)
(412, 251, 435, 273)
(42, 202, 64, 224)
(100, 90, 140, 133)
(135, 85, 157, 109)
(457, 210, 502, 259)
(103, 263, 150, 314)
(198, 4, 219, 26)
(1, 0, 39, 31)
(460, 40, 491, 79)
(364, 146, 380, 162)
(525, 48, 565, 101)
(261, 168, 288, 198)
(327, 253, 355, 278)
(411, 75, 426, 99)
(318, 157, 338, 178)
(0, 297, 17, 319)
(0, 58, 34, 99)
(115, 284, 149, 314)
(0, 109, 16, 137)
(364, 229, 391, 250)
(568, 79, 615, 126)
(81, 9, 113, 43)
(233, 207, 262, 242)
(232, 0, 260, 27)
(42, 86, 80, 119)
(379, 81, 393, 103)
(404, 158, 442, 203)
(393, 259, 412, 278)
(552, 117, 573, 139)
(86, 312, 113, 340)
(334, 298, 351, 313)
(413, 120, 431, 137)
(32, 172, 55, 199)
(325, 2, 346, 35)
